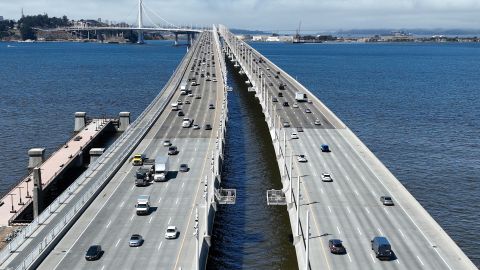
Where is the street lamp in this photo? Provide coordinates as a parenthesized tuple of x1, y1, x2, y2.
(8, 193, 16, 213)
(17, 186, 24, 205)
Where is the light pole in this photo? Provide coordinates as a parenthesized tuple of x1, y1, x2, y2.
(296, 175, 301, 237)
(26, 177, 32, 198)
(8, 193, 16, 213)
(17, 186, 24, 205)
(305, 210, 310, 270)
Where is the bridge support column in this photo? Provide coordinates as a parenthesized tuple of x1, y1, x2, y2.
(174, 33, 179, 46)
(89, 148, 105, 164)
(28, 148, 45, 169)
(74, 112, 87, 132)
(137, 30, 144, 44)
(187, 33, 192, 46)
(118, 111, 131, 132)
(33, 167, 44, 219)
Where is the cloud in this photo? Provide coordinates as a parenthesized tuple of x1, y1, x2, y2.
(1, 0, 480, 30)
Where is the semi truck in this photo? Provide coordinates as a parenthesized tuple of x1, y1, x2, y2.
(154, 155, 169, 182)
(136, 195, 150, 215)
(135, 160, 154, 186)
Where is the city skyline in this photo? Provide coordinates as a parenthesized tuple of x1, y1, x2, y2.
(1, 0, 480, 31)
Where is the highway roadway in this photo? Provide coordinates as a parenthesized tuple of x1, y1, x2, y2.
(221, 28, 477, 270)
(37, 31, 225, 270)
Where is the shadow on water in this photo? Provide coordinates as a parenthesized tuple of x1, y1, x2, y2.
(206, 58, 297, 269)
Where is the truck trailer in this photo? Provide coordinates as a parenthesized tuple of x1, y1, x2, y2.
(154, 155, 169, 182)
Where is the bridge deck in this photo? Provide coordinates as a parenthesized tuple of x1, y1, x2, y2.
(0, 119, 114, 227)
(35, 31, 224, 270)
(220, 26, 477, 270)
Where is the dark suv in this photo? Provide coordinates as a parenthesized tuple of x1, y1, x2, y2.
(168, 146, 179, 155)
(328, 239, 346, 254)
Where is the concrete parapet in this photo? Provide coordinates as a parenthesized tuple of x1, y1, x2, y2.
(89, 148, 105, 164)
(28, 148, 45, 169)
(118, 112, 131, 132)
(74, 112, 87, 132)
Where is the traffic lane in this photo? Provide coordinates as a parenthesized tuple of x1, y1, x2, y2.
(296, 129, 443, 269)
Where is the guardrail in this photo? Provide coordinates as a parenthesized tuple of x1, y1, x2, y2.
(0, 33, 204, 270)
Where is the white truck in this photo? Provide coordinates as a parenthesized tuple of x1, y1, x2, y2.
(171, 102, 179, 111)
(180, 82, 188, 91)
(295, 92, 307, 102)
(154, 155, 169, 182)
(136, 195, 150, 215)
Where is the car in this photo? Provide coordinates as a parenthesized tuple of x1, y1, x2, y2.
(269, 82, 273, 86)
(297, 155, 307, 163)
(193, 124, 200, 130)
(195, 95, 202, 99)
(177, 100, 183, 105)
(314, 119, 322, 125)
(321, 144, 330, 152)
(371, 236, 393, 260)
(275, 75, 279, 79)
(168, 146, 179, 155)
(279, 84, 285, 90)
(179, 164, 189, 172)
(188, 93, 194, 97)
(206, 77, 211, 81)
(283, 102, 289, 107)
(380, 196, 394, 206)
(163, 140, 171, 147)
(129, 234, 143, 247)
(266, 67, 270, 70)
(305, 108, 312, 113)
(296, 127, 304, 132)
(321, 173, 333, 182)
(278, 92, 283, 97)
(165, 226, 179, 239)
(212, 78, 217, 82)
(272, 97, 278, 102)
(283, 121, 290, 128)
(177, 110, 185, 117)
(85, 245, 102, 261)
(205, 124, 212, 130)
(308, 99, 313, 104)
(185, 100, 191, 104)
(182, 118, 192, 128)
(293, 103, 299, 108)
(329, 239, 346, 254)
(291, 132, 298, 139)
(267, 74, 271, 77)
(209, 104, 215, 109)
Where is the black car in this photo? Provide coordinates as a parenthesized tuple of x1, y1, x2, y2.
(283, 102, 289, 107)
(205, 124, 212, 130)
(328, 239, 346, 254)
(177, 111, 185, 117)
(278, 92, 283, 97)
(168, 146, 179, 155)
(85, 245, 102, 261)
(179, 164, 189, 172)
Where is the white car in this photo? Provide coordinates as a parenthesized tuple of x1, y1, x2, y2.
(163, 140, 171, 146)
(292, 103, 299, 108)
(291, 132, 298, 139)
(188, 93, 194, 97)
(165, 226, 178, 239)
(297, 155, 307, 163)
(314, 119, 322, 126)
(182, 118, 192, 128)
(321, 173, 333, 182)
(283, 121, 290, 128)
(193, 124, 200, 130)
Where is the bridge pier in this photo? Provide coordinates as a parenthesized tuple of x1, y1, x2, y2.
(89, 148, 105, 164)
(28, 148, 45, 169)
(187, 33, 192, 46)
(118, 111, 131, 132)
(174, 33, 179, 46)
(74, 112, 87, 132)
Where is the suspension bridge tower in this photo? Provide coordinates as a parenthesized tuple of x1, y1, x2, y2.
(137, 0, 145, 44)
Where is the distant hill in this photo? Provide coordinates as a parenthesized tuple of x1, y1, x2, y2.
(335, 29, 480, 37)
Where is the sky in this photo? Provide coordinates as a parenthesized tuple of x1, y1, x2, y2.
(1, 0, 480, 31)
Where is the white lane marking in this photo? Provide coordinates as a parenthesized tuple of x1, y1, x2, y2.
(115, 238, 121, 247)
(396, 259, 400, 264)
(181, 182, 185, 189)
(149, 216, 153, 224)
(195, 147, 198, 152)
(415, 255, 425, 266)
(158, 197, 162, 203)
(101, 266, 105, 270)
(176, 198, 179, 205)
(168, 217, 172, 224)
(383, 208, 389, 215)
(377, 228, 383, 235)
(347, 253, 352, 262)
(130, 214, 135, 221)
(364, 207, 370, 214)
(357, 227, 362, 236)
(354, 190, 359, 196)
(130, 185, 134, 190)
(166, 182, 169, 188)
(157, 241, 163, 251)
(370, 254, 376, 263)
(320, 188, 324, 194)
(328, 206, 332, 213)
(398, 228, 406, 239)
(105, 220, 112, 228)
(336, 226, 341, 234)
(346, 206, 351, 214)
(120, 201, 125, 208)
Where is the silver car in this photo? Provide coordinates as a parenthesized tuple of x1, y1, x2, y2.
(129, 234, 143, 247)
